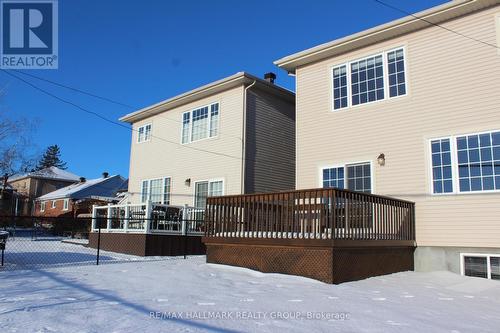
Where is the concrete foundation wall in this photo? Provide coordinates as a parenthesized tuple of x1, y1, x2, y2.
(415, 246, 500, 274)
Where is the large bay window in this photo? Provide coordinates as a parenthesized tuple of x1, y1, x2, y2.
(181, 103, 219, 144)
(430, 130, 500, 194)
(332, 47, 406, 110)
(141, 177, 171, 204)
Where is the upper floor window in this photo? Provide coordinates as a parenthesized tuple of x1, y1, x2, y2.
(141, 177, 171, 204)
(137, 124, 152, 143)
(181, 103, 219, 144)
(332, 47, 406, 110)
(430, 131, 500, 194)
(322, 162, 371, 193)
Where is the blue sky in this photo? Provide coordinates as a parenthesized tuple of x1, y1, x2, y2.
(0, 0, 446, 178)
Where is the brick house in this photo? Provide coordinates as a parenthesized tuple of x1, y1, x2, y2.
(35, 173, 128, 217)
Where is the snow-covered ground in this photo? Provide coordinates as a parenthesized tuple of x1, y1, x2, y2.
(1, 240, 500, 333)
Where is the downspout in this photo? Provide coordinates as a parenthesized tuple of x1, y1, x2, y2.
(241, 80, 257, 194)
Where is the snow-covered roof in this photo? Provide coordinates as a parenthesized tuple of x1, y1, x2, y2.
(9, 167, 80, 182)
(37, 175, 127, 201)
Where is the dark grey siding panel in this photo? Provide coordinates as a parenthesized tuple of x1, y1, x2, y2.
(244, 87, 295, 193)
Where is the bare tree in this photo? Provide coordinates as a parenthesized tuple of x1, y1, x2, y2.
(0, 111, 37, 176)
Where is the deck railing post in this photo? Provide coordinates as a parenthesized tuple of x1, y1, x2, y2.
(91, 205, 97, 232)
(106, 203, 112, 231)
(144, 200, 152, 233)
(124, 203, 129, 232)
(181, 204, 188, 235)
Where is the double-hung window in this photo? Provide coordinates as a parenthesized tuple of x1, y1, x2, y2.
(332, 47, 407, 110)
(141, 177, 172, 204)
(194, 180, 223, 209)
(181, 103, 219, 144)
(322, 162, 371, 193)
(137, 124, 152, 143)
(430, 130, 500, 194)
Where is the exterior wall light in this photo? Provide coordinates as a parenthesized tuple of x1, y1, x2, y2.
(377, 153, 386, 166)
(184, 178, 191, 187)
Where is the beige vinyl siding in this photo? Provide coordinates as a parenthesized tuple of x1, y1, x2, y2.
(128, 85, 245, 206)
(244, 87, 295, 193)
(295, 5, 500, 248)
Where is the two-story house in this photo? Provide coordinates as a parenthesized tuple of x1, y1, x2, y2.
(274, 0, 500, 279)
(8, 167, 80, 215)
(120, 72, 295, 209)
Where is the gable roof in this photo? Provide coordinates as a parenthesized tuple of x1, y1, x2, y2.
(37, 175, 127, 201)
(274, 0, 498, 73)
(9, 166, 80, 183)
(119, 72, 295, 124)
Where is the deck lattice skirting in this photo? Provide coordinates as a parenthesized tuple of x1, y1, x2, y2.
(202, 188, 416, 283)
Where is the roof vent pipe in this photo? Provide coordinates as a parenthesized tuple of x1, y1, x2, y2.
(79, 177, 86, 183)
(102, 172, 109, 178)
(264, 72, 276, 84)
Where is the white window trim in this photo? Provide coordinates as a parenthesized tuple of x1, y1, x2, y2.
(429, 129, 500, 196)
(140, 177, 171, 204)
(63, 199, 69, 211)
(193, 178, 225, 207)
(330, 46, 408, 112)
(180, 102, 220, 144)
(460, 253, 500, 280)
(319, 160, 374, 194)
(40, 201, 46, 212)
(137, 123, 152, 144)
(51, 200, 56, 209)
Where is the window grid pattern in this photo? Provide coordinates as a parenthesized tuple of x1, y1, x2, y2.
(137, 124, 151, 143)
(182, 112, 190, 144)
(182, 103, 219, 144)
(332, 65, 348, 110)
(141, 178, 171, 204)
(431, 138, 453, 194)
(210, 104, 219, 137)
(351, 55, 384, 106)
(322, 167, 344, 189)
(387, 48, 406, 97)
(209, 180, 223, 197)
(347, 163, 371, 193)
(456, 132, 500, 192)
(191, 107, 209, 142)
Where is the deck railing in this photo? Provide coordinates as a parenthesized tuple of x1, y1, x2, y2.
(92, 202, 205, 235)
(204, 188, 415, 241)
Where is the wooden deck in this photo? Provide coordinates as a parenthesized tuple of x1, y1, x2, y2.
(202, 188, 416, 283)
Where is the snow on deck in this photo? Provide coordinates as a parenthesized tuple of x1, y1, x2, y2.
(0, 240, 499, 332)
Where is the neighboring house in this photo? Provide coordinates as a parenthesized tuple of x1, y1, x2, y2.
(8, 167, 80, 215)
(35, 173, 128, 217)
(120, 72, 295, 209)
(274, 0, 500, 279)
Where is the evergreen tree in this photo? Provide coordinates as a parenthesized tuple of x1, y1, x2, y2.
(37, 145, 67, 170)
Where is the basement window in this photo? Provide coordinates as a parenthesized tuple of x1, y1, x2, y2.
(461, 253, 500, 280)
